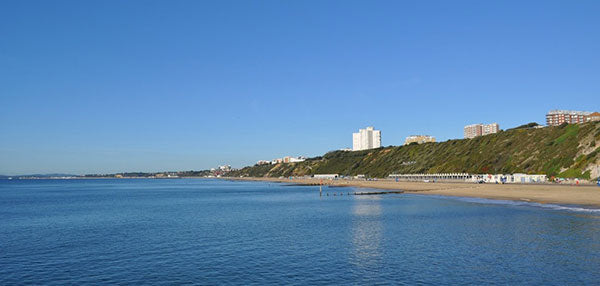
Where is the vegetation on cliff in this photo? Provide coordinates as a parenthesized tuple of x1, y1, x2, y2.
(230, 122, 600, 179)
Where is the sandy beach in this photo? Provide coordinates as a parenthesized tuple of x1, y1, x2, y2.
(229, 177, 600, 207)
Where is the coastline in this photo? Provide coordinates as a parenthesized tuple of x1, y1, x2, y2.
(227, 177, 600, 207)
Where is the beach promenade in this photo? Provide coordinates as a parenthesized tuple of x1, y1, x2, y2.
(229, 177, 600, 207)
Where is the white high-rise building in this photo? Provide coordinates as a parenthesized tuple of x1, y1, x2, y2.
(352, 127, 381, 151)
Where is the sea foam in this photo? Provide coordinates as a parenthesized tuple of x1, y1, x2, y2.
(426, 195, 600, 214)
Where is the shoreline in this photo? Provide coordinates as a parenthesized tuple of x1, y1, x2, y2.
(227, 177, 600, 207)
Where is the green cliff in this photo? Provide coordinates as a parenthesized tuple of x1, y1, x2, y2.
(231, 122, 600, 180)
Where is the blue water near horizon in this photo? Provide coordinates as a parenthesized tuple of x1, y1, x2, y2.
(1, 179, 600, 285)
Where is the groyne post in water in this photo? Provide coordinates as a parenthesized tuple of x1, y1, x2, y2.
(319, 179, 323, 197)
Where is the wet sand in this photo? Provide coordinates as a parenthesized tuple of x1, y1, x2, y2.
(228, 177, 600, 207)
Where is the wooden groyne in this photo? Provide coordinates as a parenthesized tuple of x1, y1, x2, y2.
(322, 190, 404, 196)
(354, 190, 404, 195)
(313, 180, 405, 197)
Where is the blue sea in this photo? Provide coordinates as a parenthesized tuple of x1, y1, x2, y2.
(1, 179, 600, 285)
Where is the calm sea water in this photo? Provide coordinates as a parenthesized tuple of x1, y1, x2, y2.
(1, 179, 600, 285)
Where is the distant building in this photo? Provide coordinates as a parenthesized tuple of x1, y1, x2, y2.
(270, 156, 305, 164)
(545, 110, 599, 126)
(464, 124, 482, 139)
(218, 165, 231, 171)
(256, 160, 270, 165)
(464, 123, 499, 139)
(482, 123, 499, 135)
(404, 135, 436, 145)
(288, 156, 306, 163)
(283, 156, 305, 163)
(352, 126, 381, 151)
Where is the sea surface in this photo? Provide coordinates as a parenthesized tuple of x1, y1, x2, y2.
(1, 179, 600, 285)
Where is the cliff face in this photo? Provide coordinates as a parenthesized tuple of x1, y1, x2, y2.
(231, 122, 600, 180)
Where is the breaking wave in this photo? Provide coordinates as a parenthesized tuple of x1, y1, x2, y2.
(426, 195, 600, 214)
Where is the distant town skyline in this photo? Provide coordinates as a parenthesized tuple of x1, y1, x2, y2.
(1, 1, 599, 175)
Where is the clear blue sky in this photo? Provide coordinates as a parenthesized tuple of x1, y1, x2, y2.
(1, 0, 599, 175)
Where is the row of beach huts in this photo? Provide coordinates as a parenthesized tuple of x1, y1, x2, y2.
(311, 173, 548, 184)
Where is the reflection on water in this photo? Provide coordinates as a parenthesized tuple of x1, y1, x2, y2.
(350, 196, 383, 268)
(3, 180, 600, 284)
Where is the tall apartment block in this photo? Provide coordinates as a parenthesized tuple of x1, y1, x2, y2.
(464, 123, 499, 139)
(352, 127, 381, 151)
(546, 110, 600, 126)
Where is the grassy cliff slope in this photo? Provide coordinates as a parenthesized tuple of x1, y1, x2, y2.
(231, 122, 600, 180)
